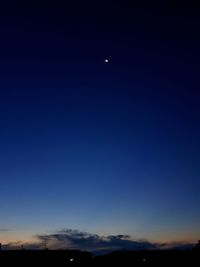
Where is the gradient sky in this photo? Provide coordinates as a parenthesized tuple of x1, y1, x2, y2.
(0, 2, 200, 245)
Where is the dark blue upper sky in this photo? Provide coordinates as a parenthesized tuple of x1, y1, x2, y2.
(0, 2, 200, 244)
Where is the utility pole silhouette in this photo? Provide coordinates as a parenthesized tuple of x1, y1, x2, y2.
(44, 238, 48, 250)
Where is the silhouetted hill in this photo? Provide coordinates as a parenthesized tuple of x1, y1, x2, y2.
(0, 249, 199, 266)
(94, 250, 200, 266)
(0, 250, 93, 266)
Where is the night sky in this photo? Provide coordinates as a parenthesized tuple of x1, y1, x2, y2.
(0, 2, 200, 248)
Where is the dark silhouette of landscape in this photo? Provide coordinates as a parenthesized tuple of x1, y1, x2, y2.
(0, 241, 199, 266)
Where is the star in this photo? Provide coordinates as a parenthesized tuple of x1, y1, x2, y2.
(104, 59, 109, 63)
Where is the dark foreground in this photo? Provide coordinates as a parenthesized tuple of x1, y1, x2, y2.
(0, 249, 199, 266)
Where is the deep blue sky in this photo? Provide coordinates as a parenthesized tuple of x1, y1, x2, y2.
(0, 2, 200, 245)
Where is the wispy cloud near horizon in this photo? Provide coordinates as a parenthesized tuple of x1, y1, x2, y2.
(1, 228, 197, 253)
(36, 229, 157, 252)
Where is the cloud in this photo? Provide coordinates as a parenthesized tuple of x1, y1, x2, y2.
(159, 242, 196, 250)
(36, 228, 157, 253)
(0, 229, 9, 231)
(2, 228, 196, 253)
